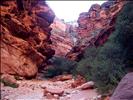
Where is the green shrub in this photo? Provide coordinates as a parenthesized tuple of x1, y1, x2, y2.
(115, 2, 133, 70)
(76, 2, 133, 94)
(75, 47, 97, 78)
(44, 57, 77, 78)
(43, 65, 62, 78)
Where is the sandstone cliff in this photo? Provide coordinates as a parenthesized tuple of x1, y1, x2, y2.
(66, 0, 126, 61)
(1, 0, 55, 78)
(50, 17, 74, 57)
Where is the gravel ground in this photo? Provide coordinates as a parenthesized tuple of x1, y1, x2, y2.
(1, 79, 99, 100)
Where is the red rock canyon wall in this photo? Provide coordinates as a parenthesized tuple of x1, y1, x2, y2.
(0, 0, 55, 78)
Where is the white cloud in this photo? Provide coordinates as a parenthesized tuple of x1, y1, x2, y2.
(46, 1, 106, 22)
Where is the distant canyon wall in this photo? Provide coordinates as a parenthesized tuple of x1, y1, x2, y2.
(50, 18, 74, 57)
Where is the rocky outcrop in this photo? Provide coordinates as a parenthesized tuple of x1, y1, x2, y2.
(111, 72, 133, 100)
(77, 1, 125, 46)
(50, 17, 74, 57)
(1, 0, 55, 77)
(66, 0, 126, 61)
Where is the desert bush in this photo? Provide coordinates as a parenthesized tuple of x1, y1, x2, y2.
(76, 2, 133, 94)
(44, 57, 77, 78)
(115, 2, 133, 70)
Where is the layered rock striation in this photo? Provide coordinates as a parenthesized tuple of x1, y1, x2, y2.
(0, 0, 55, 77)
(50, 17, 74, 57)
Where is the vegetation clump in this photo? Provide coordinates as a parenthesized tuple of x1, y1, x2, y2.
(44, 56, 77, 78)
(76, 2, 133, 93)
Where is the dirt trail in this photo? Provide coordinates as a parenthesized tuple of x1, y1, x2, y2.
(1, 79, 99, 100)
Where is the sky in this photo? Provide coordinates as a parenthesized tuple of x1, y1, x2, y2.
(46, 1, 106, 22)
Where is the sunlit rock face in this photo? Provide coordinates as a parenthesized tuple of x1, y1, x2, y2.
(0, 0, 55, 78)
(66, 0, 126, 61)
(50, 17, 74, 57)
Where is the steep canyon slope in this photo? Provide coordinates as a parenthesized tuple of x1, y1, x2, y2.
(1, 0, 55, 78)
(0, 0, 127, 77)
(66, 0, 126, 61)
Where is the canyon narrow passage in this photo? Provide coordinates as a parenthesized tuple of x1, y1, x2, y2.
(1, 0, 132, 100)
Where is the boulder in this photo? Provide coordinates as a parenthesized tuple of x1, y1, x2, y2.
(44, 87, 64, 96)
(111, 72, 133, 100)
(76, 81, 94, 90)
